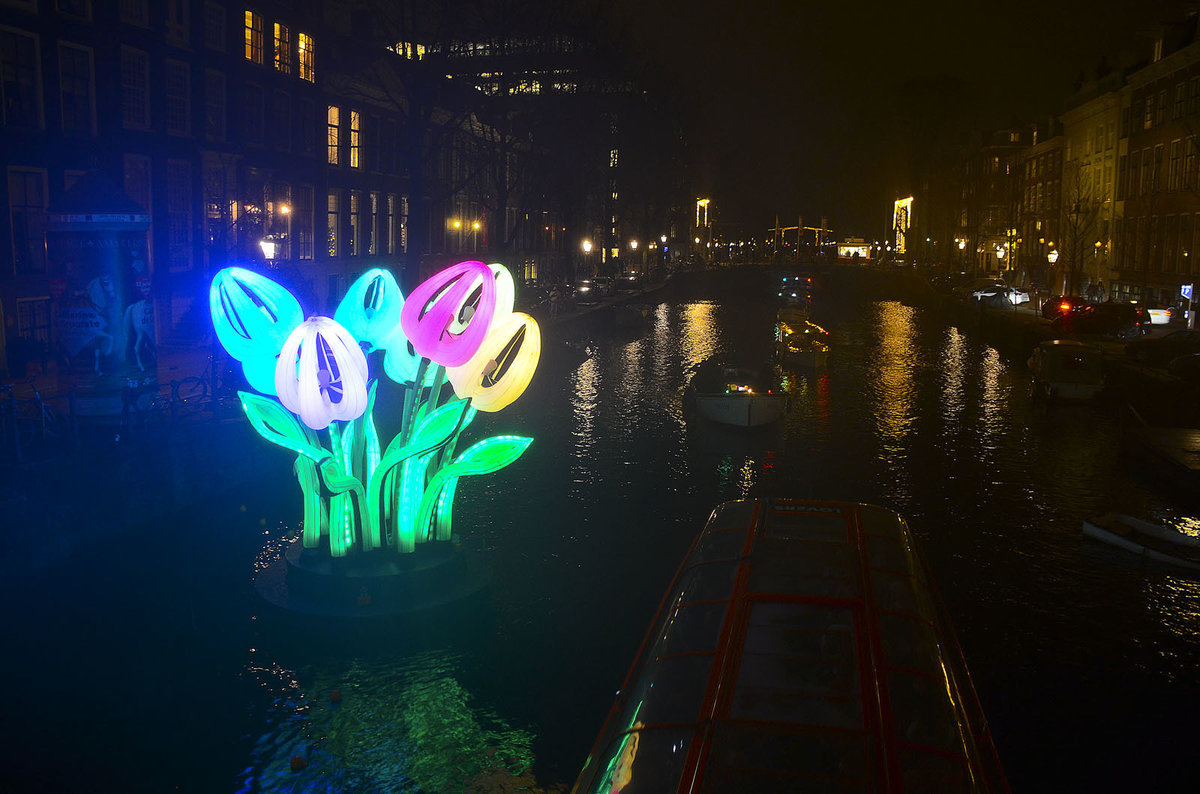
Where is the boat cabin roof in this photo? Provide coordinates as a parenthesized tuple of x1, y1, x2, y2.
(572, 499, 1009, 794)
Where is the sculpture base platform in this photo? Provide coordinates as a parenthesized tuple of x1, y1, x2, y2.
(254, 538, 491, 616)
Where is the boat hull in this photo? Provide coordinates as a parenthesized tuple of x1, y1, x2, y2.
(1082, 514, 1200, 571)
(692, 393, 786, 427)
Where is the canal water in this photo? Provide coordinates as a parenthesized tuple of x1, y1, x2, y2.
(3, 266, 1199, 792)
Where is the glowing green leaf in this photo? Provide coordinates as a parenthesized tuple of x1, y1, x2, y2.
(239, 391, 328, 462)
(414, 435, 532, 540)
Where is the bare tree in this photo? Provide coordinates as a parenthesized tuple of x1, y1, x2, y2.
(1059, 160, 1103, 296)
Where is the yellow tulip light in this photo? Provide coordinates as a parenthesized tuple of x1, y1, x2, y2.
(446, 311, 541, 411)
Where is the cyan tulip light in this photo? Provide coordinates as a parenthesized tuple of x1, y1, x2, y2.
(210, 262, 539, 558)
(211, 267, 304, 395)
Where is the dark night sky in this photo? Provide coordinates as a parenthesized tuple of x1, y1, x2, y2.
(597, 0, 1193, 237)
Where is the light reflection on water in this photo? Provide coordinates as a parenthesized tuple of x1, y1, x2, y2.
(240, 649, 535, 793)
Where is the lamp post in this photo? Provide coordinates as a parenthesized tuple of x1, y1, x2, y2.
(582, 239, 593, 277)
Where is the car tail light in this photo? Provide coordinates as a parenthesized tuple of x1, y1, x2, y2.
(1059, 301, 1071, 313)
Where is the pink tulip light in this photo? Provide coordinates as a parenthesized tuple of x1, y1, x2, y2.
(400, 261, 496, 367)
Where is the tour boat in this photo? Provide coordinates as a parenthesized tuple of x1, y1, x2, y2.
(1026, 339, 1104, 400)
(685, 361, 787, 427)
(572, 498, 1010, 794)
(1082, 513, 1200, 571)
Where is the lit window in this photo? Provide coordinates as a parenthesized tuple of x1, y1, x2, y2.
(327, 105, 339, 165)
(349, 110, 360, 168)
(327, 190, 339, 257)
(274, 23, 291, 73)
(244, 10, 263, 64)
(298, 33, 315, 81)
(368, 191, 379, 255)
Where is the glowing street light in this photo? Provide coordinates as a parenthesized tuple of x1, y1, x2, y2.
(582, 239, 592, 253)
(259, 238, 277, 260)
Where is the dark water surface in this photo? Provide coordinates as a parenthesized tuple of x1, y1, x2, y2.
(4, 267, 1200, 792)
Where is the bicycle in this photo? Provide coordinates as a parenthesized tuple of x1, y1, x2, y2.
(3, 379, 75, 462)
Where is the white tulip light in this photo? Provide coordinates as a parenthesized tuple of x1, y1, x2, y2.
(275, 316, 370, 430)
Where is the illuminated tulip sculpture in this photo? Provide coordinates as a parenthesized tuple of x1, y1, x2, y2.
(211, 262, 539, 558)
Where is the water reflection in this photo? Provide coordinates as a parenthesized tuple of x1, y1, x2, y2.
(938, 327, 968, 438)
(570, 356, 600, 458)
(680, 301, 720, 372)
(240, 649, 534, 793)
(869, 301, 917, 453)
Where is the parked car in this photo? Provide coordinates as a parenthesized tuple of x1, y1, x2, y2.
(968, 281, 1009, 300)
(930, 272, 972, 294)
(955, 277, 1006, 300)
(617, 271, 643, 291)
(1052, 303, 1151, 341)
(1125, 329, 1200, 365)
(574, 279, 602, 304)
(1007, 286, 1031, 305)
(1041, 295, 1087, 320)
(1145, 305, 1174, 325)
(591, 276, 615, 297)
(1167, 352, 1200, 385)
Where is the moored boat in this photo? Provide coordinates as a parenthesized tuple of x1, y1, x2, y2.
(572, 499, 1010, 794)
(1026, 339, 1104, 400)
(685, 360, 787, 427)
(1082, 512, 1200, 571)
(776, 315, 830, 368)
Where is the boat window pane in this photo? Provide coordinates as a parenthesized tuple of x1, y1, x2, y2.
(693, 526, 748, 561)
(879, 613, 943, 676)
(586, 727, 692, 794)
(865, 533, 914, 573)
(708, 499, 757, 529)
(702, 723, 876, 793)
(870, 568, 921, 616)
(675, 560, 738, 603)
(732, 653, 862, 729)
(898, 747, 975, 792)
(749, 539, 858, 598)
(887, 671, 965, 754)
(742, 610, 855, 665)
(765, 511, 849, 543)
(623, 655, 712, 727)
(651, 601, 727, 658)
(860, 503, 906, 539)
(731, 604, 862, 729)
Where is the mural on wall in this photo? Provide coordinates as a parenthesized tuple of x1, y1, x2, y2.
(211, 261, 540, 557)
(51, 231, 155, 383)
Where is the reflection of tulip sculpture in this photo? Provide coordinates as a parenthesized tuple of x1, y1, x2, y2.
(211, 261, 539, 557)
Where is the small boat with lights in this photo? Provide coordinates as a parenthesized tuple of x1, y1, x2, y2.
(571, 499, 1010, 794)
(685, 360, 787, 427)
(776, 315, 830, 368)
(1082, 513, 1200, 571)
